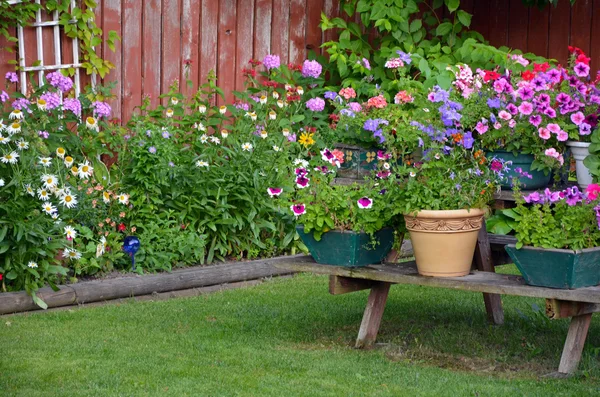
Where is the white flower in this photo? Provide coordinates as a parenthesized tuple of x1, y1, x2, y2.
(259, 96, 267, 105)
(195, 160, 209, 168)
(64, 225, 77, 240)
(42, 201, 57, 215)
(54, 186, 68, 198)
(221, 129, 229, 138)
(118, 193, 129, 205)
(260, 131, 268, 139)
(96, 236, 107, 257)
(199, 134, 209, 144)
(25, 184, 34, 196)
(383, 162, 390, 170)
(39, 157, 52, 167)
(268, 111, 277, 120)
(0, 134, 9, 145)
(56, 147, 66, 159)
(60, 193, 78, 208)
(423, 108, 430, 113)
(282, 128, 290, 137)
(210, 136, 220, 144)
(219, 105, 227, 114)
(284, 84, 292, 91)
(6, 122, 21, 135)
(28, 261, 38, 269)
(171, 97, 179, 105)
(0, 178, 4, 187)
(37, 188, 50, 201)
(272, 91, 280, 100)
(277, 100, 284, 108)
(198, 104, 207, 113)
(77, 161, 94, 179)
(85, 116, 99, 131)
(36, 98, 47, 111)
(197, 122, 206, 131)
(296, 86, 304, 95)
(9, 109, 23, 120)
(64, 156, 73, 167)
(241, 142, 253, 152)
(273, 145, 281, 152)
(103, 191, 111, 203)
(166, 108, 174, 118)
(0, 119, 5, 131)
(41, 174, 58, 188)
(16, 140, 29, 150)
(293, 159, 309, 168)
(434, 153, 441, 160)
(249, 112, 257, 121)
(1, 151, 19, 164)
(51, 213, 60, 221)
(63, 248, 82, 260)
(409, 171, 416, 177)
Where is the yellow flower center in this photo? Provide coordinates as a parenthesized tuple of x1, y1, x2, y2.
(71, 166, 78, 173)
(69, 252, 76, 257)
(46, 178, 52, 184)
(57, 148, 65, 155)
(37, 99, 47, 105)
(11, 123, 19, 129)
(65, 156, 73, 163)
(82, 166, 89, 173)
(13, 110, 21, 114)
(65, 196, 72, 202)
(104, 192, 109, 199)
(86, 117, 96, 125)
(6, 155, 12, 160)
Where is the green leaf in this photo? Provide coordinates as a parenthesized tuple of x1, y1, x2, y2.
(457, 10, 472, 27)
(409, 19, 422, 33)
(436, 22, 453, 36)
(32, 292, 48, 310)
(445, 0, 460, 12)
(436, 74, 452, 89)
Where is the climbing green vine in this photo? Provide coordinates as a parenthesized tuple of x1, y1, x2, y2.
(0, 0, 119, 78)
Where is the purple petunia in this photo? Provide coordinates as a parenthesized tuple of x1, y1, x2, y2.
(324, 91, 338, 100)
(461, 131, 474, 149)
(574, 62, 590, 77)
(396, 50, 412, 65)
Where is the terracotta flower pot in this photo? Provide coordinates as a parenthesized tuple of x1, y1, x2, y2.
(404, 209, 484, 277)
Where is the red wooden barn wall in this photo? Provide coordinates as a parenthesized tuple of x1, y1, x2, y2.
(0, 0, 599, 124)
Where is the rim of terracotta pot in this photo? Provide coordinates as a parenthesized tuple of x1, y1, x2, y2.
(404, 208, 484, 219)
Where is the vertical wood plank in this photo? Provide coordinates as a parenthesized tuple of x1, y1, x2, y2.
(508, 0, 529, 53)
(355, 282, 391, 349)
(122, 0, 143, 122)
(200, 0, 218, 103)
(289, 0, 306, 65)
(181, 0, 201, 96)
(143, 0, 162, 109)
(218, 0, 237, 105)
(305, 0, 324, 56)
(236, 0, 255, 92)
(487, 0, 509, 49)
(271, 0, 289, 65)
(470, 0, 490, 40)
(570, 0, 592, 57)
(323, 0, 340, 46)
(558, 313, 593, 374)
(102, 0, 122, 122)
(527, 5, 549, 59)
(590, 1, 600, 73)
(474, 225, 504, 326)
(161, 0, 181, 105)
(253, 0, 273, 61)
(548, 0, 570, 66)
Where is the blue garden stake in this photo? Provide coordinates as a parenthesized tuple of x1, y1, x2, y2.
(123, 236, 140, 271)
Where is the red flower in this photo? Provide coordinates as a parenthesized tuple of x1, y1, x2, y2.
(249, 59, 262, 67)
(118, 223, 126, 232)
(262, 80, 279, 88)
(0, 274, 3, 281)
(522, 70, 536, 81)
(241, 68, 256, 78)
(483, 70, 500, 82)
(286, 93, 301, 102)
(287, 62, 302, 71)
(533, 62, 550, 73)
(329, 114, 340, 122)
(183, 59, 193, 66)
(568, 46, 584, 56)
(577, 53, 591, 65)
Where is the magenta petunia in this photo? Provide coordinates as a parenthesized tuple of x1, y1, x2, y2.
(267, 187, 283, 197)
(475, 121, 488, 134)
(357, 197, 373, 209)
(295, 175, 310, 189)
(518, 101, 533, 115)
(574, 62, 590, 77)
(529, 114, 542, 127)
(571, 111, 585, 126)
(291, 204, 306, 217)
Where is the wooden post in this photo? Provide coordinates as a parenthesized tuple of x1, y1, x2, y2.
(473, 223, 505, 325)
(545, 299, 600, 319)
(558, 313, 593, 374)
(355, 282, 391, 349)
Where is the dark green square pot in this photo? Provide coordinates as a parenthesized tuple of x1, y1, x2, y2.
(505, 244, 600, 289)
(296, 226, 395, 267)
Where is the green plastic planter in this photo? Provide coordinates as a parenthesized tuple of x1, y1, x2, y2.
(505, 244, 600, 289)
(296, 226, 395, 267)
(486, 150, 551, 190)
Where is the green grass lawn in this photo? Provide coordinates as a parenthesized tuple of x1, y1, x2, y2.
(1, 266, 600, 396)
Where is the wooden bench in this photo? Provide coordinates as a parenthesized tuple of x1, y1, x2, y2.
(276, 228, 599, 375)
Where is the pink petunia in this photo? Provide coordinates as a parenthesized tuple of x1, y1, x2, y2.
(574, 62, 590, 77)
(518, 101, 533, 115)
(357, 197, 373, 209)
(498, 110, 512, 120)
(547, 123, 561, 134)
(508, 119, 517, 128)
(586, 184, 600, 200)
(295, 176, 310, 189)
(494, 122, 502, 130)
(475, 122, 488, 134)
(538, 127, 551, 140)
(571, 111, 586, 126)
(556, 130, 569, 141)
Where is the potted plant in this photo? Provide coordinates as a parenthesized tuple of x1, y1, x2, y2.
(283, 147, 404, 267)
(399, 87, 504, 277)
(504, 183, 600, 288)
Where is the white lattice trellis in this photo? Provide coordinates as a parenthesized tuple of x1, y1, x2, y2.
(8, 0, 94, 96)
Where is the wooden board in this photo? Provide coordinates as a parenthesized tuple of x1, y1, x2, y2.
(275, 259, 600, 304)
(329, 275, 375, 295)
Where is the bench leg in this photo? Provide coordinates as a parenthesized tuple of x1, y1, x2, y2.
(355, 281, 391, 349)
(474, 225, 504, 325)
(558, 313, 593, 374)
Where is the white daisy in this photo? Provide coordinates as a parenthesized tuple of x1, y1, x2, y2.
(16, 140, 29, 150)
(118, 193, 129, 205)
(37, 188, 50, 201)
(41, 201, 57, 215)
(409, 171, 416, 177)
(268, 111, 277, 120)
(85, 116, 99, 131)
(273, 145, 281, 152)
(272, 91, 280, 99)
(282, 128, 290, 137)
(260, 131, 268, 139)
(166, 108, 174, 118)
(63, 248, 82, 260)
(277, 100, 284, 108)
(102, 191, 111, 204)
(64, 225, 77, 240)
(0, 119, 5, 131)
(296, 86, 304, 95)
(219, 105, 227, 114)
(6, 122, 21, 135)
(195, 160, 209, 168)
(221, 129, 229, 138)
(64, 156, 73, 167)
(248, 112, 257, 121)
(259, 96, 267, 105)
(198, 104, 207, 113)
(41, 174, 58, 188)
(77, 161, 93, 179)
(96, 236, 107, 257)
(241, 142, 253, 152)
(56, 147, 66, 159)
(70, 165, 79, 176)
(0, 134, 9, 145)
(197, 122, 206, 132)
(51, 213, 60, 222)
(36, 98, 47, 111)
(210, 136, 220, 144)
(60, 192, 78, 208)
(39, 157, 52, 167)
(199, 134, 209, 143)
(28, 261, 38, 269)
(171, 97, 179, 105)
(1, 151, 19, 164)
(9, 109, 23, 120)
(25, 184, 34, 196)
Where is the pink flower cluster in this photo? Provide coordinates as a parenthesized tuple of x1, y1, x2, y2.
(394, 91, 414, 104)
(367, 94, 387, 109)
(306, 97, 325, 112)
(339, 87, 356, 100)
(384, 58, 404, 69)
(544, 148, 564, 165)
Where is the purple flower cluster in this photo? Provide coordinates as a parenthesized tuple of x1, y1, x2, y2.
(38, 130, 49, 139)
(363, 118, 389, 143)
(324, 91, 338, 100)
(262, 54, 280, 70)
(92, 101, 112, 118)
(63, 98, 81, 116)
(5, 72, 18, 83)
(235, 102, 250, 111)
(301, 60, 322, 78)
(40, 92, 61, 110)
(46, 71, 73, 92)
(306, 97, 325, 112)
(11, 98, 30, 111)
(396, 50, 412, 65)
(0, 90, 8, 103)
(523, 186, 585, 206)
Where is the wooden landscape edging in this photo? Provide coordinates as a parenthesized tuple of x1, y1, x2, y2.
(0, 254, 314, 315)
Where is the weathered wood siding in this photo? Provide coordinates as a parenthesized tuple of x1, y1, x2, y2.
(1, 1, 599, 123)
